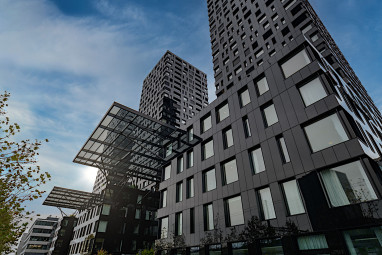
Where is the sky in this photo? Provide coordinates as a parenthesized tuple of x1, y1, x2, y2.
(0, 0, 381, 217)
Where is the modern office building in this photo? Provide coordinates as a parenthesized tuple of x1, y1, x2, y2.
(155, 0, 382, 254)
(44, 51, 209, 255)
(18, 217, 59, 255)
(139, 50, 209, 128)
(48, 216, 76, 255)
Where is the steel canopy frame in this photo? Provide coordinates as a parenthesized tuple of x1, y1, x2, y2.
(73, 102, 201, 183)
(43, 186, 103, 210)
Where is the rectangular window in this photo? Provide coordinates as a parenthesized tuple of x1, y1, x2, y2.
(98, 221, 108, 233)
(258, 187, 276, 220)
(222, 159, 239, 185)
(161, 189, 167, 208)
(281, 49, 311, 78)
(188, 126, 194, 142)
(175, 212, 183, 236)
(262, 103, 279, 127)
(249, 147, 266, 174)
(299, 77, 327, 106)
(137, 194, 142, 204)
(260, 238, 283, 254)
(231, 242, 249, 254)
(101, 204, 111, 215)
(343, 227, 382, 254)
(277, 137, 290, 163)
(304, 114, 349, 152)
(160, 217, 168, 239)
(202, 139, 214, 160)
(190, 208, 195, 234)
(135, 209, 141, 219)
(243, 116, 252, 137)
(165, 143, 172, 157)
(223, 127, 234, 149)
(224, 196, 245, 226)
(177, 156, 184, 174)
(186, 177, 194, 198)
(256, 76, 270, 96)
(298, 235, 328, 250)
(163, 164, 171, 181)
(176, 182, 183, 203)
(217, 102, 230, 122)
(282, 180, 305, 215)
(320, 161, 377, 207)
(203, 168, 217, 192)
(187, 150, 194, 168)
(204, 203, 214, 231)
(239, 88, 251, 107)
(201, 114, 212, 133)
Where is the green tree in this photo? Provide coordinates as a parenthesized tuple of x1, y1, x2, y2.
(0, 92, 50, 254)
(136, 248, 155, 255)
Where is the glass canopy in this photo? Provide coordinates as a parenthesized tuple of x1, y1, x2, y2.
(43, 186, 103, 210)
(73, 102, 200, 183)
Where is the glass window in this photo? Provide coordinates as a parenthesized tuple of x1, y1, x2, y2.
(187, 150, 194, 168)
(190, 208, 195, 234)
(260, 238, 284, 255)
(188, 126, 194, 142)
(243, 117, 252, 137)
(98, 221, 108, 233)
(161, 189, 167, 208)
(135, 209, 141, 219)
(258, 187, 276, 220)
(304, 114, 349, 152)
(176, 182, 183, 203)
(204, 203, 214, 230)
(201, 114, 212, 133)
(222, 159, 239, 185)
(189, 246, 199, 255)
(281, 49, 311, 78)
(164, 165, 171, 181)
(299, 77, 327, 106)
(239, 88, 251, 107)
(231, 242, 248, 255)
(137, 194, 142, 204)
(208, 244, 221, 255)
(101, 204, 111, 215)
(343, 227, 382, 254)
(249, 147, 266, 174)
(165, 143, 172, 157)
(177, 156, 184, 174)
(298, 235, 328, 250)
(186, 177, 194, 198)
(282, 180, 305, 215)
(256, 76, 269, 96)
(263, 104, 279, 127)
(202, 139, 214, 160)
(277, 137, 290, 163)
(223, 127, 234, 149)
(133, 224, 139, 234)
(175, 212, 183, 236)
(203, 169, 217, 192)
(160, 217, 168, 239)
(225, 196, 245, 226)
(320, 161, 378, 207)
(217, 102, 230, 122)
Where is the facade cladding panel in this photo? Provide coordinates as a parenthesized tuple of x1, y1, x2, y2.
(139, 50, 209, 128)
(157, 0, 382, 254)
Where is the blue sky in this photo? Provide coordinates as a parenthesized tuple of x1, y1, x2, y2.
(0, 0, 381, 216)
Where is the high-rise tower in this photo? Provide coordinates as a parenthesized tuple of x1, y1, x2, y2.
(139, 50, 209, 128)
(156, 0, 382, 254)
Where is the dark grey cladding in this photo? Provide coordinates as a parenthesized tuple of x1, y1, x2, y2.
(156, 0, 382, 254)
